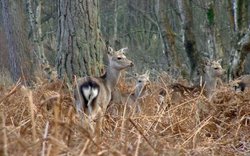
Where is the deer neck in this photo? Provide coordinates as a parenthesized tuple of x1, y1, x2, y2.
(204, 72, 217, 92)
(104, 66, 121, 91)
(134, 84, 144, 99)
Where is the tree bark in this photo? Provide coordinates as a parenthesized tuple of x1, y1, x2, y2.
(56, 0, 105, 82)
(237, 0, 248, 31)
(154, 0, 170, 66)
(177, 0, 202, 80)
(1, 0, 33, 82)
(228, 0, 250, 79)
(227, 0, 236, 31)
(27, 0, 49, 67)
(113, 0, 118, 47)
(1, 0, 21, 82)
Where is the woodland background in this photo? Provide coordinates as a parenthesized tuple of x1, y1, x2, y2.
(0, 0, 250, 85)
(0, 1, 250, 156)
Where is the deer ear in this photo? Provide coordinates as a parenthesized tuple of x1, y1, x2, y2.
(216, 59, 222, 64)
(145, 70, 150, 76)
(108, 46, 114, 55)
(204, 58, 211, 66)
(119, 47, 128, 54)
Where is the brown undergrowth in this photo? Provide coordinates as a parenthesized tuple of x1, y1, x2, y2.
(0, 75, 250, 156)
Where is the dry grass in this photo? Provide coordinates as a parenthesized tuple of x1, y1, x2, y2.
(0, 68, 13, 87)
(0, 75, 250, 156)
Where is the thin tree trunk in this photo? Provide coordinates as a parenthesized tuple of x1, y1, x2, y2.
(233, 0, 239, 31)
(227, 0, 235, 31)
(113, 0, 118, 48)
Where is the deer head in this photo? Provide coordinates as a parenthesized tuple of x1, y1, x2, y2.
(107, 47, 133, 70)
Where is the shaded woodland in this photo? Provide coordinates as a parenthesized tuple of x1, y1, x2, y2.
(0, 0, 249, 84)
(0, 0, 250, 156)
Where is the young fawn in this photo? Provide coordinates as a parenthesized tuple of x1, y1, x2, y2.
(132, 71, 150, 112)
(74, 47, 133, 134)
(170, 59, 224, 99)
(111, 71, 150, 113)
(202, 59, 225, 98)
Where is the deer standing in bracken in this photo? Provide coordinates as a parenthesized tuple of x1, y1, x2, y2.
(202, 59, 225, 98)
(111, 70, 150, 113)
(131, 71, 150, 112)
(231, 74, 250, 92)
(170, 59, 225, 100)
(74, 47, 133, 135)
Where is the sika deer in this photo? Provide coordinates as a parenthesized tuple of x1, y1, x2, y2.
(74, 47, 133, 134)
(230, 74, 250, 92)
(132, 71, 150, 112)
(203, 59, 225, 98)
(170, 59, 224, 100)
(111, 71, 150, 113)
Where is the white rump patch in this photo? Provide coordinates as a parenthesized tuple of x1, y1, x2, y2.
(91, 88, 99, 98)
(87, 87, 99, 114)
(82, 86, 99, 100)
(82, 86, 91, 100)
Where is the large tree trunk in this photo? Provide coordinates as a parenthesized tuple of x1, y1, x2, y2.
(27, 0, 48, 68)
(205, 1, 225, 60)
(177, 0, 202, 80)
(1, 0, 33, 83)
(154, 0, 171, 67)
(237, 0, 248, 31)
(234, 0, 249, 77)
(56, 0, 105, 82)
(227, 0, 250, 79)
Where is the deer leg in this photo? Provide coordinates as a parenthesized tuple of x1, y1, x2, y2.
(76, 100, 85, 125)
(95, 105, 104, 136)
(87, 96, 95, 133)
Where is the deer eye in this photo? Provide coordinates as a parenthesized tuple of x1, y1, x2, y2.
(214, 67, 219, 70)
(138, 80, 142, 83)
(117, 57, 122, 60)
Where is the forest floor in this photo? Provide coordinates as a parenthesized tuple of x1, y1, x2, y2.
(0, 73, 250, 156)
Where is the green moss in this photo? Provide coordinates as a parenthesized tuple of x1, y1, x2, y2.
(207, 8, 214, 26)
